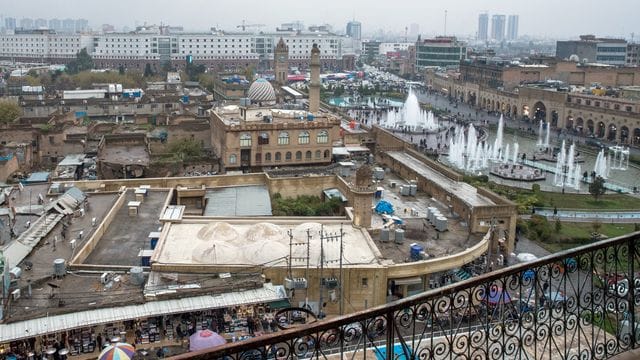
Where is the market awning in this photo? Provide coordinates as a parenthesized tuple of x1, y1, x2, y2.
(269, 299, 292, 309)
(0, 284, 287, 343)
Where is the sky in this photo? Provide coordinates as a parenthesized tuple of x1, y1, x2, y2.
(2, 0, 639, 39)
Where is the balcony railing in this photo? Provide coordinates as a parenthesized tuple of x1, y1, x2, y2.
(173, 232, 640, 360)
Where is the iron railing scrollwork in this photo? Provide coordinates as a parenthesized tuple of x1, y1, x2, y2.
(172, 232, 640, 360)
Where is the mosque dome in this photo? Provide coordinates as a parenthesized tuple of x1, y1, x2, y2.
(248, 78, 276, 103)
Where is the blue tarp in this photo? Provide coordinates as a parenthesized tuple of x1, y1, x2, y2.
(375, 200, 394, 215)
(23, 172, 50, 184)
(374, 344, 415, 360)
(482, 287, 512, 305)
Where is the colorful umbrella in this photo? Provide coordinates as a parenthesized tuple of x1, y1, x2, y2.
(189, 329, 227, 352)
(98, 342, 135, 360)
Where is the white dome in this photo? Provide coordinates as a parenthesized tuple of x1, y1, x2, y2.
(248, 78, 276, 103)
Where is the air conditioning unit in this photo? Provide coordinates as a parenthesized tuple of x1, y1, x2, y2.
(323, 278, 339, 289)
(284, 277, 308, 290)
(100, 272, 111, 284)
(12, 289, 21, 300)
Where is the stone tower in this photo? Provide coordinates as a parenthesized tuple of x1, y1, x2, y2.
(274, 37, 289, 86)
(350, 166, 374, 228)
(308, 43, 321, 114)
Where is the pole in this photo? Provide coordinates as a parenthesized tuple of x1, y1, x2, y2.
(318, 225, 324, 319)
(339, 224, 344, 316)
(305, 229, 311, 309)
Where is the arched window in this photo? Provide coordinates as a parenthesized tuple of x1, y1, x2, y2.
(278, 132, 289, 145)
(240, 133, 252, 147)
(316, 130, 329, 144)
(275, 152, 281, 161)
(324, 150, 330, 159)
(255, 153, 261, 163)
(229, 154, 237, 164)
(285, 152, 292, 160)
(296, 151, 302, 160)
(315, 150, 321, 159)
(265, 152, 272, 161)
(298, 131, 310, 144)
(305, 151, 312, 159)
(258, 132, 269, 145)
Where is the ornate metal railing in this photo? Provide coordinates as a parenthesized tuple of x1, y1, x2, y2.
(173, 232, 640, 360)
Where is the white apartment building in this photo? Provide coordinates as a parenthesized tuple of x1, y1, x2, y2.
(0, 30, 93, 61)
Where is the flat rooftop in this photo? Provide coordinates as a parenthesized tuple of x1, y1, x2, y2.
(214, 106, 335, 126)
(155, 221, 381, 268)
(386, 151, 495, 207)
(204, 185, 272, 216)
(98, 144, 150, 166)
(83, 189, 169, 266)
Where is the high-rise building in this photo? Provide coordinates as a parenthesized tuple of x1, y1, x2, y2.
(478, 13, 489, 41)
(62, 18, 75, 33)
(75, 19, 89, 32)
(346, 21, 361, 41)
(507, 15, 519, 41)
(4, 17, 16, 31)
(556, 35, 627, 65)
(491, 15, 506, 41)
(409, 23, 419, 38)
(34, 18, 47, 29)
(415, 36, 467, 68)
(19, 18, 34, 30)
(49, 18, 61, 31)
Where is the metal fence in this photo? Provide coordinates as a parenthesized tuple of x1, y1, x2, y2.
(172, 232, 640, 360)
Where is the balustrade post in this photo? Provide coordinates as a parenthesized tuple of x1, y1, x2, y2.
(629, 236, 637, 349)
(385, 310, 395, 360)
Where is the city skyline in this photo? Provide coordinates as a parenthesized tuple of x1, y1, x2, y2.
(2, 0, 638, 39)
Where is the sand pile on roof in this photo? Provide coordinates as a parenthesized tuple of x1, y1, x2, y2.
(197, 222, 239, 242)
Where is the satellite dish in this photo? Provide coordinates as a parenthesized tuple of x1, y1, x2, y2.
(569, 54, 579, 62)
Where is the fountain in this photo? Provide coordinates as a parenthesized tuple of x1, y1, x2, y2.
(512, 143, 519, 164)
(384, 88, 438, 132)
(593, 149, 610, 179)
(609, 145, 629, 170)
(536, 120, 551, 149)
(553, 141, 581, 190)
(492, 115, 505, 159)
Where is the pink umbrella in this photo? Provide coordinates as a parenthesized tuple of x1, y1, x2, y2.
(189, 329, 227, 352)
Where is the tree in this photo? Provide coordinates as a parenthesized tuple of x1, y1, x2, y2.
(588, 176, 606, 201)
(66, 48, 94, 74)
(0, 100, 22, 124)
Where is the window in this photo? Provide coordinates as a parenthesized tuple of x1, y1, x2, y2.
(324, 150, 330, 159)
(229, 154, 237, 164)
(258, 132, 269, 145)
(306, 151, 312, 159)
(626, 106, 633, 112)
(240, 133, 252, 147)
(315, 150, 321, 159)
(316, 130, 329, 144)
(265, 153, 271, 161)
(298, 131, 310, 144)
(255, 153, 261, 163)
(275, 152, 281, 161)
(296, 151, 302, 160)
(286, 152, 292, 161)
(278, 131, 290, 145)
(361, 278, 368, 287)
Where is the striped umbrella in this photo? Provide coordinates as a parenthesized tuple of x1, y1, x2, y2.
(98, 342, 135, 360)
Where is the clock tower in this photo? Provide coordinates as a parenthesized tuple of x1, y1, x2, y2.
(274, 37, 289, 86)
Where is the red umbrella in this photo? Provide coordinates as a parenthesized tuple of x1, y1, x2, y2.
(189, 330, 227, 352)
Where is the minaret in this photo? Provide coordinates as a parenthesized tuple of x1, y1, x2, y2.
(308, 43, 321, 114)
(274, 37, 289, 86)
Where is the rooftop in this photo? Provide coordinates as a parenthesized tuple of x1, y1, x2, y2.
(213, 106, 337, 127)
(385, 151, 495, 208)
(153, 220, 381, 268)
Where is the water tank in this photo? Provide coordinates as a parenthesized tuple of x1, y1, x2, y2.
(10, 267, 22, 279)
(400, 186, 410, 196)
(380, 228, 390, 242)
(410, 244, 424, 261)
(373, 167, 385, 180)
(53, 259, 66, 277)
(435, 216, 448, 232)
(409, 184, 418, 196)
(130, 266, 145, 286)
(394, 229, 405, 244)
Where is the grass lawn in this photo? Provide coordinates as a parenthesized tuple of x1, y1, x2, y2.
(536, 192, 640, 210)
(537, 223, 638, 253)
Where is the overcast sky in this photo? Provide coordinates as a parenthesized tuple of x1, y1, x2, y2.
(3, 0, 639, 39)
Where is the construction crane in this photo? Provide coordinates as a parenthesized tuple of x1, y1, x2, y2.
(237, 20, 265, 32)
